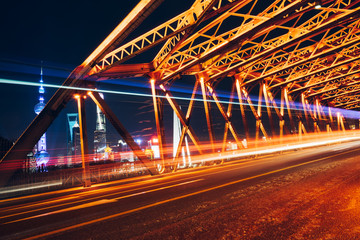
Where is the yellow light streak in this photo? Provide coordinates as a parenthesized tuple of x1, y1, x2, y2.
(5, 179, 203, 225)
(22, 148, 360, 240)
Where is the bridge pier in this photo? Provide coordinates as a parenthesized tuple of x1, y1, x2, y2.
(75, 94, 91, 188)
(150, 79, 166, 173)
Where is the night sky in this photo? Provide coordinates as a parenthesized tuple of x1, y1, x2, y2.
(0, 0, 196, 156)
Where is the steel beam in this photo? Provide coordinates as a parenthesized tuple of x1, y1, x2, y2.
(235, 77, 250, 142)
(150, 80, 166, 172)
(0, 0, 162, 185)
(263, 83, 275, 137)
(199, 76, 215, 153)
(209, 84, 243, 149)
(284, 88, 296, 133)
(88, 91, 157, 175)
(75, 95, 91, 187)
(171, 81, 201, 171)
(159, 83, 203, 154)
(221, 81, 236, 160)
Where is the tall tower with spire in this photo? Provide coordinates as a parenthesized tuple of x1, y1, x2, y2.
(94, 93, 107, 160)
(34, 64, 49, 171)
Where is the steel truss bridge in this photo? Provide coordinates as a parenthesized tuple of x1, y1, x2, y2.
(2, 0, 360, 186)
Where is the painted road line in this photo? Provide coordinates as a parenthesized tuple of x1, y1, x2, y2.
(4, 179, 203, 225)
(23, 149, 358, 240)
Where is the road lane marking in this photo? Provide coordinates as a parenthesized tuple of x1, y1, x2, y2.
(0, 157, 275, 221)
(22, 149, 358, 240)
(2, 199, 116, 224)
(0, 144, 353, 223)
(4, 179, 203, 225)
(0, 176, 205, 221)
(0, 154, 279, 219)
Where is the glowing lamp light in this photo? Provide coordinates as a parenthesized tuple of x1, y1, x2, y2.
(74, 94, 80, 99)
(152, 138, 159, 144)
(314, 0, 321, 9)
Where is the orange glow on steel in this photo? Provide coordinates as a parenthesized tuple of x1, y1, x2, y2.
(82, 0, 154, 66)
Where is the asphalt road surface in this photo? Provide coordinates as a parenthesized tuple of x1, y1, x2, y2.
(2, 140, 360, 239)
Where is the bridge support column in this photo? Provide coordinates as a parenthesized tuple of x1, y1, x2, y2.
(75, 94, 91, 188)
(221, 81, 236, 162)
(158, 82, 203, 171)
(312, 102, 321, 132)
(256, 84, 263, 147)
(328, 107, 334, 130)
(199, 76, 215, 153)
(209, 83, 243, 150)
(284, 88, 295, 134)
(337, 112, 346, 132)
(280, 88, 286, 144)
(150, 79, 166, 173)
(267, 89, 288, 143)
(172, 82, 199, 171)
(298, 120, 307, 141)
(242, 85, 268, 148)
(263, 83, 275, 137)
(235, 76, 250, 143)
(316, 99, 327, 131)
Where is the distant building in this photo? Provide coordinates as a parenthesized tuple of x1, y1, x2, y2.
(94, 93, 107, 160)
(33, 65, 49, 172)
(173, 108, 191, 168)
(66, 113, 81, 166)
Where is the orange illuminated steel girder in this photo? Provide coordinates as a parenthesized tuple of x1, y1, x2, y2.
(159, 84, 203, 155)
(157, 0, 315, 84)
(89, 0, 221, 76)
(157, 0, 354, 84)
(289, 58, 360, 95)
(0, 0, 164, 186)
(3, 0, 360, 186)
(207, 6, 360, 88)
(311, 80, 360, 103)
(90, 0, 252, 79)
(253, 34, 360, 90)
(159, 0, 329, 78)
(213, 18, 360, 84)
(334, 95, 360, 108)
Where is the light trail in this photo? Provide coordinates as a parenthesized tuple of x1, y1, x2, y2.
(21, 147, 360, 240)
(186, 133, 360, 166)
(0, 180, 63, 195)
(2, 179, 203, 225)
(1, 77, 360, 119)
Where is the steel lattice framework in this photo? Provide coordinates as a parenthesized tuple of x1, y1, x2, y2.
(2, 0, 360, 185)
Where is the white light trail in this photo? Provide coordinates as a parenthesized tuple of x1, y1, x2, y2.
(1, 77, 360, 119)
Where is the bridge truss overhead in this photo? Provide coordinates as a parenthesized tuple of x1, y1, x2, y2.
(2, 0, 360, 184)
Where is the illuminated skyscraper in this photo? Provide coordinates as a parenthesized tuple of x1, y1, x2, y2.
(33, 65, 49, 171)
(66, 113, 79, 156)
(94, 93, 107, 159)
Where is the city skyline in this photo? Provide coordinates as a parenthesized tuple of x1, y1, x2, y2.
(0, 1, 196, 157)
